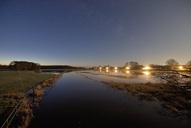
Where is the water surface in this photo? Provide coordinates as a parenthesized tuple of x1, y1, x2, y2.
(29, 72, 191, 128)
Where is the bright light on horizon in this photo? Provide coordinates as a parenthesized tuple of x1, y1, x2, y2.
(143, 66, 151, 70)
(126, 67, 130, 70)
(179, 66, 183, 70)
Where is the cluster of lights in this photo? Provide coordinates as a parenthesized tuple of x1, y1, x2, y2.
(97, 66, 131, 70)
(96, 65, 188, 72)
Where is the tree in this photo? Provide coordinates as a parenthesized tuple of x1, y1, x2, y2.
(187, 60, 191, 66)
(129, 61, 138, 67)
(124, 62, 129, 66)
(128, 61, 143, 70)
(165, 59, 179, 70)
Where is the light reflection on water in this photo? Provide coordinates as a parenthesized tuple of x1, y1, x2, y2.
(82, 70, 158, 83)
(143, 71, 150, 75)
(126, 70, 130, 74)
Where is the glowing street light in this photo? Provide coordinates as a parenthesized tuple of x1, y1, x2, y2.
(106, 67, 109, 70)
(179, 66, 183, 70)
(114, 67, 118, 70)
(143, 66, 151, 70)
(126, 67, 130, 70)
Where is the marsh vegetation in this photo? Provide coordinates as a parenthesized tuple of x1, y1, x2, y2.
(80, 70, 191, 118)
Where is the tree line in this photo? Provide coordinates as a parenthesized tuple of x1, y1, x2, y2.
(165, 59, 191, 70)
(0, 61, 85, 71)
(9, 61, 40, 71)
(119, 59, 191, 70)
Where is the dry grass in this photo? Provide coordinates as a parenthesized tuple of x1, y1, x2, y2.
(103, 81, 191, 118)
(34, 86, 44, 96)
(15, 99, 34, 128)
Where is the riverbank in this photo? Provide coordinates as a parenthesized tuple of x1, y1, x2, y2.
(0, 71, 62, 127)
(103, 81, 191, 119)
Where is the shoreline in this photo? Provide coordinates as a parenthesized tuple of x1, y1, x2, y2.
(102, 81, 191, 119)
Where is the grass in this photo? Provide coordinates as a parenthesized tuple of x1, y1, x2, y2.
(103, 81, 191, 118)
(0, 71, 54, 94)
(0, 71, 55, 117)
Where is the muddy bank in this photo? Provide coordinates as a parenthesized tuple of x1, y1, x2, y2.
(103, 81, 191, 119)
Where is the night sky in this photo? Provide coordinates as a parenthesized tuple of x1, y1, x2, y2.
(0, 0, 191, 67)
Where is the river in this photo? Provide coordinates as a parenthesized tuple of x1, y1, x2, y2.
(29, 71, 191, 128)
